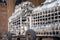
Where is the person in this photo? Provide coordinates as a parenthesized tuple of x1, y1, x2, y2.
(7, 31, 12, 40)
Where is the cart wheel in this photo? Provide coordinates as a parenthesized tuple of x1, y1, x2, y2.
(25, 29, 36, 40)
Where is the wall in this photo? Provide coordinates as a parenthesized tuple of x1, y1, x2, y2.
(0, 3, 7, 33)
(27, 0, 45, 6)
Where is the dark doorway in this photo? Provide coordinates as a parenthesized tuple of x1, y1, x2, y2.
(15, 0, 22, 5)
(0, 0, 2, 3)
(15, 0, 27, 5)
(54, 37, 60, 40)
(38, 37, 42, 40)
(17, 37, 20, 40)
(0, 0, 7, 5)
